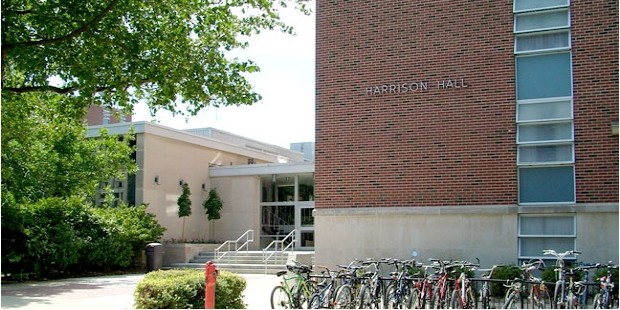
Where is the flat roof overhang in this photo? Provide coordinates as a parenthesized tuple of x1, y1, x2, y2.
(209, 162, 314, 177)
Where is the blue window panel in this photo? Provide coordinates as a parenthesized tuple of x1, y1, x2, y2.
(519, 166, 575, 203)
(516, 53, 572, 100)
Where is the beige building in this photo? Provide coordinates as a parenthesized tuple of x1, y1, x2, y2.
(88, 122, 315, 250)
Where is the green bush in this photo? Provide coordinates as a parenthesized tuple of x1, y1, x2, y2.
(88, 204, 166, 270)
(1, 196, 165, 281)
(490, 265, 522, 298)
(134, 269, 247, 309)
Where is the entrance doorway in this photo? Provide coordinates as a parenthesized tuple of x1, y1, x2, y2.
(260, 173, 314, 250)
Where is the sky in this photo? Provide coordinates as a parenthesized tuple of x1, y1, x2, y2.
(132, 3, 316, 149)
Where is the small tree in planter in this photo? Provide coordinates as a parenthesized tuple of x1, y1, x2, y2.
(177, 182, 192, 241)
(203, 188, 223, 242)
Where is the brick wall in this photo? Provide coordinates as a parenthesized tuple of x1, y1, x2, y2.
(315, 0, 618, 208)
(571, 0, 619, 203)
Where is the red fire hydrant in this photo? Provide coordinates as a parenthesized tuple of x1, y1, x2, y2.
(205, 261, 218, 309)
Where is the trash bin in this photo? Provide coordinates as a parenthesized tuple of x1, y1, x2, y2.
(145, 243, 164, 272)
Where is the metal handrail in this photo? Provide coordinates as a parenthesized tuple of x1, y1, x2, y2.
(214, 230, 254, 261)
(263, 229, 296, 271)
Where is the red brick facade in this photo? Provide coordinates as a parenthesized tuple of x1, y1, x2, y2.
(571, 0, 619, 203)
(85, 104, 132, 126)
(315, 1, 618, 208)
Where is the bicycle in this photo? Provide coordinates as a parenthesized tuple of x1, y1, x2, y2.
(332, 260, 365, 309)
(543, 249, 586, 309)
(384, 259, 418, 309)
(450, 261, 479, 309)
(521, 259, 552, 309)
(357, 258, 389, 309)
(478, 264, 503, 309)
(502, 276, 525, 309)
(309, 266, 342, 309)
(271, 261, 317, 309)
(428, 258, 455, 309)
(592, 262, 618, 309)
(409, 263, 437, 309)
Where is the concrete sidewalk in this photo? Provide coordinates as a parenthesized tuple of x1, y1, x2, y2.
(1, 273, 281, 309)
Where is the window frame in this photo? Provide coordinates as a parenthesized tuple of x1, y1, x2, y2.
(518, 214, 576, 260)
(515, 29, 571, 54)
(513, 0, 569, 13)
(516, 96, 573, 122)
(514, 8, 570, 33)
(517, 165, 576, 205)
(514, 5, 571, 54)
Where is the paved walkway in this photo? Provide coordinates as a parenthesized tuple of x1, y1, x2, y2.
(1, 273, 281, 309)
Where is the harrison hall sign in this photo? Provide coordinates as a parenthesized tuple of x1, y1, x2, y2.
(365, 79, 468, 95)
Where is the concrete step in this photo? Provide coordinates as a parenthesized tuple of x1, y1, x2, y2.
(169, 262, 287, 275)
(172, 251, 314, 275)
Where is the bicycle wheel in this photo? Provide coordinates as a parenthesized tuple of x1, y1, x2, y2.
(503, 291, 519, 309)
(298, 280, 318, 309)
(372, 281, 385, 309)
(530, 284, 551, 309)
(450, 288, 475, 309)
(384, 282, 399, 309)
(480, 286, 491, 309)
(431, 285, 450, 309)
(565, 292, 577, 309)
(450, 289, 463, 309)
(308, 293, 322, 309)
(409, 288, 423, 309)
(334, 284, 354, 309)
(465, 287, 476, 309)
(358, 284, 372, 309)
(271, 286, 293, 309)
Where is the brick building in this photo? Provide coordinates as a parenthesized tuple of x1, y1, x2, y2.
(314, 1, 618, 266)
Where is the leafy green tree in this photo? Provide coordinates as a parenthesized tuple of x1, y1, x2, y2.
(203, 188, 223, 241)
(177, 182, 192, 240)
(1, 92, 141, 279)
(1, 0, 311, 115)
(204, 188, 223, 221)
(1, 92, 137, 204)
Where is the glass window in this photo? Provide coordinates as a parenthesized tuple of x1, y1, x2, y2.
(518, 144, 573, 164)
(514, 0, 569, 12)
(520, 216, 575, 235)
(519, 166, 575, 203)
(520, 237, 576, 257)
(300, 232, 315, 247)
(301, 208, 314, 227)
(518, 122, 573, 143)
(298, 173, 315, 201)
(516, 31, 570, 53)
(519, 215, 575, 260)
(515, 9, 569, 32)
(516, 53, 572, 100)
(517, 99, 572, 121)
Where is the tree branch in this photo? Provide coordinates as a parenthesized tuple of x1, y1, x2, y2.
(3, 79, 151, 95)
(3, 85, 79, 94)
(3, 0, 121, 49)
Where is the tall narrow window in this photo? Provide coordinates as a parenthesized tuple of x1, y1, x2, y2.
(514, 1, 574, 205)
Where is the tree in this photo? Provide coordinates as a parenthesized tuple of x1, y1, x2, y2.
(203, 188, 223, 241)
(1, 0, 311, 115)
(1, 92, 137, 204)
(177, 182, 192, 241)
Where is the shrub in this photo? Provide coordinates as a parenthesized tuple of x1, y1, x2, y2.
(489, 264, 522, 298)
(134, 269, 247, 309)
(88, 204, 166, 270)
(1, 196, 165, 281)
